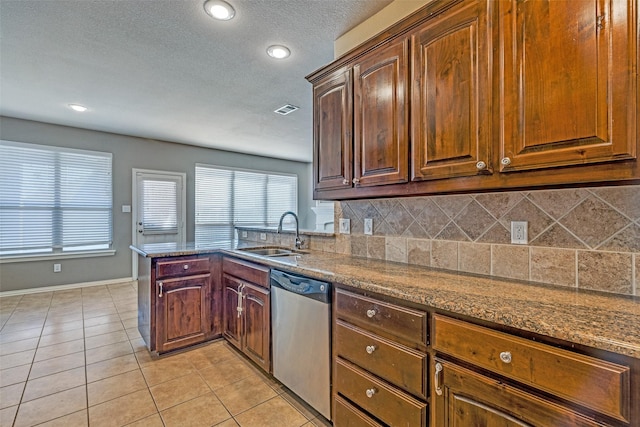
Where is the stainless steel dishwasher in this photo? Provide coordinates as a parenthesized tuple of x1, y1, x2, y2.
(270, 269, 331, 420)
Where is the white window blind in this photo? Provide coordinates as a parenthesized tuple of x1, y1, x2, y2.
(195, 164, 297, 243)
(0, 140, 113, 257)
(140, 179, 178, 234)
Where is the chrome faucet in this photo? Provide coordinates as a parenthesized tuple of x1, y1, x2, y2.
(277, 211, 303, 249)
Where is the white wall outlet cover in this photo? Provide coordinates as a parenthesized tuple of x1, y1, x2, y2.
(339, 218, 351, 234)
(510, 221, 528, 244)
(260, 233, 267, 240)
(53, 263, 61, 273)
(241, 230, 248, 238)
(364, 218, 373, 235)
(121, 205, 131, 213)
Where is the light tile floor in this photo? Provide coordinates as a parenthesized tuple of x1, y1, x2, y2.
(0, 282, 331, 427)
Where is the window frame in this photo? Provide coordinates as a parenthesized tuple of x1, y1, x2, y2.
(195, 163, 298, 244)
(0, 140, 115, 263)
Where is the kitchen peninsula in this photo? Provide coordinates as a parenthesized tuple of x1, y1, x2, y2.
(131, 240, 640, 426)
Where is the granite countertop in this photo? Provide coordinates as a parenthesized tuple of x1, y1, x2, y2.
(130, 242, 640, 359)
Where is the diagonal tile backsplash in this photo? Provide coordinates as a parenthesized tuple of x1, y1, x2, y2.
(335, 185, 639, 296)
(239, 185, 639, 296)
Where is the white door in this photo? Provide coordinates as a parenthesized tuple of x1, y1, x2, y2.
(132, 169, 186, 278)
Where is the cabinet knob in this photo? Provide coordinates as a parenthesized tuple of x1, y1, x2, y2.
(342, 178, 349, 185)
(352, 178, 360, 184)
(183, 264, 189, 270)
(365, 388, 376, 398)
(499, 351, 512, 364)
(501, 157, 512, 166)
(365, 345, 376, 355)
(476, 161, 487, 170)
(366, 309, 376, 318)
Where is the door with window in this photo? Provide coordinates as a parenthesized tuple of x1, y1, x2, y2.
(132, 170, 186, 277)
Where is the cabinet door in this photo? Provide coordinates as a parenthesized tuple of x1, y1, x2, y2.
(242, 284, 271, 373)
(222, 274, 242, 350)
(498, 0, 637, 172)
(411, 0, 492, 181)
(432, 360, 603, 427)
(155, 274, 210, 353)
(313, 68, 353, 191)
(353, 37, 409, 187)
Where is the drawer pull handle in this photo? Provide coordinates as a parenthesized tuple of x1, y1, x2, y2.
(366, 309, 376, 318)
(365, 388, 376, 398)
(183, 264, 189, 270)
(434, 362, 443, 396)
(365, 345, 376, 354)
(158, 282, 163, 298)
(500, 351, 512, 364)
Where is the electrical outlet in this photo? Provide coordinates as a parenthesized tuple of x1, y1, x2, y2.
(511, 221, 528, 244)
(53, 263, 61, 273)
(241, 230, 248, 238)
(339, 218, 351, 234)
(259, 233, 267, 241)
(364, 218, 373, 235)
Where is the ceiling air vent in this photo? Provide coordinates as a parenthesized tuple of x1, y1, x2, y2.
(274, 104, 299, 115)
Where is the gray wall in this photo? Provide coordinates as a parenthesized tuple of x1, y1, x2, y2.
(0, 116, 313, 292)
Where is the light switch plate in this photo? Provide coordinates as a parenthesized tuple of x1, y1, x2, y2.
(511, 221, 528, 244)
(339, 218, 351, 234)
(121, 205, 131, 213)
(364, 218, 373, 235)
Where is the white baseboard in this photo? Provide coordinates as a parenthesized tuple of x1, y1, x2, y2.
(0, 277, 137, 297)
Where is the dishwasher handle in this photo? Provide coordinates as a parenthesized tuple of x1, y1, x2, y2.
(270, 270, 330, 303)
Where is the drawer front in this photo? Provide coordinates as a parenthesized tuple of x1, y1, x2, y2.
(335, 319, 427, 399)
(334, 395, 384, 427)
(433, 314, 630, 422)
(222, 257, 270, 288)
(335, 288, 428, 345)
(335, 358, 427, 427)
(156, 257, 210, 278)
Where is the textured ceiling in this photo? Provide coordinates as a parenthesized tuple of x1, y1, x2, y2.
(0, 0, 393, 162)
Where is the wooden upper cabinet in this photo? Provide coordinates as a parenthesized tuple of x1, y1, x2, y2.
(498, 0, 637, 172)
(411, 0, 492, 181)
(313, 68, 353, 191)
(353, 37, 410, 187)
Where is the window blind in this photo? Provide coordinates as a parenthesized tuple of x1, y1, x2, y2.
(140, 179, 178, 234)
(195, 164, 297, 244)
(0, 140, 113, 257)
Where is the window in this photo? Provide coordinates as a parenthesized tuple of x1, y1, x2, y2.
(195, 164, 297, 243)
(0, 140, 113, 258)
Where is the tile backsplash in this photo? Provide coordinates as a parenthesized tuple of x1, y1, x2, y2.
(241, 185, 639, 296)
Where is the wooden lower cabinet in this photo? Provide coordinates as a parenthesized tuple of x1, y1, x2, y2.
(222, 257, 271, 373)
(432, 359, 604, 427)
(241, 283, 270, 370)
(138, 254, 219, 354)
(155, 274, 210, 353)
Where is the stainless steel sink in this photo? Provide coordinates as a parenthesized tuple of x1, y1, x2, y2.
(238, 246, 306, 257)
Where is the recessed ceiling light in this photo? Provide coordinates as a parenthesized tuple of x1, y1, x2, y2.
(204, 0, 235, 21)
(68, 104, 88, 112)
(267, 45, 291, 59)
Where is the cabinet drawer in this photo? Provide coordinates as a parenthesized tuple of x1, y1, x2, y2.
(222, 257, 269, 288)
(335, 358, 427, 427)
(156, 257, 210, 278)
(433, 314, 630, 422)
(334, 395, 383, 427)
(335, 288, 427, 345)
(335, 319, 427, 399)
